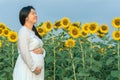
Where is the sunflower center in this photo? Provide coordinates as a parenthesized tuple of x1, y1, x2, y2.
(68, 41, 73, 46)
(82, 32, 87, 36)
(72, 24, 78, 27)
(72, 29, 78, 35)
(63, 20, 68, 25)
(0, 25, 5, 29)
(10, 35, 16, 40)
(84, 26, 88, 31)
(102, 26, 107, 30)
(90, 24, 96, 31)
(55, 21, 61, 27)
(115, 32, 120, 38)
(38, 29, 43, 33)
(3, 26, 5, 29)
(115, 19, 120, 26)
(46, 23, 51, 29)
(4, 30, 8, 35)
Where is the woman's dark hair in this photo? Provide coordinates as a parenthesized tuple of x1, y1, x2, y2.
(19, 6, 42, 39)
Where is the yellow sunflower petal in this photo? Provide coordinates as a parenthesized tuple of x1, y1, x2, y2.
(88, 22, 99, 34)
(71, 22, 80, 27)
(99, 24, 109, 33)
(80, 30, 88, 38)
(112, 17, 120, 28)
(37, 27, 46, 36)
(0, 40, 2, 48)
(97, 32, 105, 38)
(0, 29, 4, 36)
(65, 39, 75, 48)
(54, 20, 63, 29)
(8, 31, 18, 42)
(68, 26, 80, 38)
(0, 23, 7, 30)
(112, 30, 120, 40)
(3, 28, 10, 37)
(43, 21, 53, 32)
(61, 17, 71, 29)
(81, 23, 90, 33)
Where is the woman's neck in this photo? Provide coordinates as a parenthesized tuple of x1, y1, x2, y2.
(24, 23, 33, 30)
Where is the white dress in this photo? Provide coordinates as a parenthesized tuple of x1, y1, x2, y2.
(13, 26, 45, 80)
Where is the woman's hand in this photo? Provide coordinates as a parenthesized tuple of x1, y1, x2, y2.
(32, 48, 43, 54)
(34, 67, 41, 75)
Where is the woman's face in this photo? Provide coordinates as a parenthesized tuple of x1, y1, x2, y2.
(26, 9, 37, 24)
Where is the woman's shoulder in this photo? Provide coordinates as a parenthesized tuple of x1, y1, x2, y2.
(18, 27, 29, 35)
(19, 26, 27, 32)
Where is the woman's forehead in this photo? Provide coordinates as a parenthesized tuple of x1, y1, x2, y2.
(30, 9, 35, 12)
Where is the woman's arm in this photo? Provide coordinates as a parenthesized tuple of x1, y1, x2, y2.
(32, 47, 46, 57)
(19, 28, 36, 71)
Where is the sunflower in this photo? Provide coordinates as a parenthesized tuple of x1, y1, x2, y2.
(65, 39, 75, 48)
(71, 22, 80, 27)
(97, 30, 106, 38)
(99, 24, 109, 33)
(100, 48, 106, 54)
(58, 42, 61, 47)
(107, 45, 112, 49)
(68, 26, 80, 38)
(59, 48, 63, 51)
(112, 17, 120, 28)
(112, 30, 120, 40)
(3, 28, 10, 37)
(81, 23, 89, 33)
(37, 27, 46, 36)
(0, 23, 6, 30)
(88, 22, 99, 34)
(97, 32, 105, 38)
(8, 31, 18, 42)
(0, 40, 2, 48)
(0, 29, 3, 36)
(61, 17, 70, 29)
(54, 20, 62, 29)
(43, 21, 52, 32)
(81, 30, 88, 38)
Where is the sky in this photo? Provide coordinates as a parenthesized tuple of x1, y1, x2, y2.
(0, 0, 120, 36)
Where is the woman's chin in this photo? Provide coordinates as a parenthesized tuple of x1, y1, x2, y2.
(33, 21, 37, 24)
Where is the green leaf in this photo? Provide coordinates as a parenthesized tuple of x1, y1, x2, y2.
(45, 56, 54, 64)
(88, 77, 97, 80)
(78, 72, 89, 76)
(111, 70, 120, 77)
(91, 66, 100, 72)
(106, 57, 114, 65)
(63, 77, 70, 80)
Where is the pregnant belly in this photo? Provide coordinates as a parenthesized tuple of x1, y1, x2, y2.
(30, 52, 44, 69)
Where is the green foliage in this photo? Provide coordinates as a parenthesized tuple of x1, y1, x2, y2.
(0, 37, 18, 80)
(0, 29, 120, 80)
(42, 29, 120, 80)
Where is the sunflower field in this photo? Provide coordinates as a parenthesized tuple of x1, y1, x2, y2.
(0, 17, 120, 80)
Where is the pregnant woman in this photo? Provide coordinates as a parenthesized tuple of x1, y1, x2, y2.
(13, 6, 45, 80)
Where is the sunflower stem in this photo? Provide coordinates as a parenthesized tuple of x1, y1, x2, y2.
(69, 49, 77, 80)
(90, 36, 93, 69)
(53, 47, 56, 80)
(117, 41, 120, 79)
(56, 29, 59, 36)
(79, 40, 85, 69)
(117, 41, 120, 70)
(79, 39, 86, 80)
(12, 43, 14, 68)
(52, 34, 56, 80)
